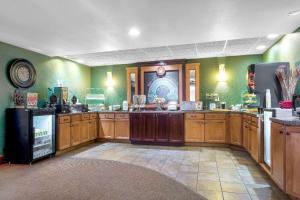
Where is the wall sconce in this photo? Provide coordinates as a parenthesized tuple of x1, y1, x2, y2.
(106, 71, 114, 89)
(218, 64, 227, 82)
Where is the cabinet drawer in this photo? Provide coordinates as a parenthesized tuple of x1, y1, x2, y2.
(58, 116, 71, 124)
(99, 113, 115, 119)
(251, 117, 259, 127)
(229, 113, 241, 117)
(71, 114, 82, 122)
(243, 114, 251, 121)
(82, 114, 90, 121)
(115, 113, 129, 119)
(185, 113, 204, 120)
(205, 113, 226, 120)
(90, 113, 97, 119)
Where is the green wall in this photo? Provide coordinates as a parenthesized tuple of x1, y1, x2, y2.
(0, 41, 91, 155)
(91, 64, 131, 106)
(263, 28, 300, 67)
(91, 55, 263, 107)
(263, 27, 300, 93)
(188, 55, 262, 106)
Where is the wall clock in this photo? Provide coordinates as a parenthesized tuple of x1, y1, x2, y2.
(157, 66, 166, 76)
(8, 59, 37, 88)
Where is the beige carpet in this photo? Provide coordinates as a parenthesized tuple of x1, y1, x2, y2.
(0, 158, 202, 200)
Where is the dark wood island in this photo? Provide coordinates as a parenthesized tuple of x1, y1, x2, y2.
(129, 111, 184, 145)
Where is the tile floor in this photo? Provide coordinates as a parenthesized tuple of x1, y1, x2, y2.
(73, 143, 290, 200)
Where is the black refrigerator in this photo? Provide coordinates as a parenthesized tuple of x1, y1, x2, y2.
(5, 108, 56, 164)
(248, 62, 289, 108)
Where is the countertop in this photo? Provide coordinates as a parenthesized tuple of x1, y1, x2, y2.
(270, 116, 300, 126)
(57, 109, 261, 117)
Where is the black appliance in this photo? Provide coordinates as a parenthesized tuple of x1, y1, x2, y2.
(5, 108, 56, 164)
(53, 87, 70, 113)
(54, 87, 68, 105)
(293, 94, 300, 115)
(247, 62, 289, 108)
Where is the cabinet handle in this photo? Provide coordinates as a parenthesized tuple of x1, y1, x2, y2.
(286, 132, 290, 136)
(279, 131, 283, 134)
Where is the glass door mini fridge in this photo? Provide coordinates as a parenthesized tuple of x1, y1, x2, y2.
(5, 108, 56, 164)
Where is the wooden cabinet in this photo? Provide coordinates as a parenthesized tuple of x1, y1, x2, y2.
(129, 112, 184, 144)
(57, 113, 98, 151)
(185, 113, 204, 142)
(57, 117, 71, 151)
(99, 119, 114, 139)
(80, 120, 90, 143)
(98, 113, 129, 140)
(271, 122, 285, 190)
(270, 123, 300, 198)
(115, 114, 130, 140)
(243, 119, 251, 151)
(143, 114, 156, 141)
(285, 128, 300, 198)
(250, 125, 259, 162)
(130, 113, 144, 142)
(156, 113, 169, 142)
(204, 120, 226, 143)
(242, 114, 260, 162)
(99, 113, 115, 139)
(229, 114, 242, 146)
(168, 113, 184, 143)
(88, 119, 97, 140)
(71, 121, 81, 146)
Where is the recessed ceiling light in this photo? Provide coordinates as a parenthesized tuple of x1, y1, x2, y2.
(267, 34, 279, 40)
(75, 59, 84, 64)
(288, 10, 300, 16)
(29, 47, 41, 52)
(129, 27, 140, 37)
(256, 45, 266, 50)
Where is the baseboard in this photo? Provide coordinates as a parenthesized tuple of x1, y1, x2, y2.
(0, 155, 4, 164)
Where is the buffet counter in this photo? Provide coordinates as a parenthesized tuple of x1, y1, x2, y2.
(270, 116, 300, 126)
(269, 116, 300, 198)
(56, 109, 261, 151)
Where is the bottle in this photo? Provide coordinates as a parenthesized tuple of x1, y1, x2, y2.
(266, 89, 271, 108)
(122, 100, 128, 111)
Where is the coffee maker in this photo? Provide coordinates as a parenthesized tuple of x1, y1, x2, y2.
(54, 87, 70, 113)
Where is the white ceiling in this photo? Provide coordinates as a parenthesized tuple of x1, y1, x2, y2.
(66, 37, 278, 66)
(0, 0, 299, 66)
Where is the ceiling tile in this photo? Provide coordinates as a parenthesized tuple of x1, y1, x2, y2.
(196, 41, 226, 58)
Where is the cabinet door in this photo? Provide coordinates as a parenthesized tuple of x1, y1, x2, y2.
(57, 123, 71, 150)
(271, 122, 285, 190)
(286, 131, 300, 198)
(156, 113, 169, 142)
(185, 119, 204, 142)
(243, 122, 250, 150)
(143, 114, 156, 141)
(115, 119, 129, 139)
(205, 120, 226, 143)
(168, 114, 184, 143)
(81, 120, 90, 143)
(88, 120, 97, 140)
(71, 121, 81, 146)
(250, 125, 259, 162)
(230, 115, 242, 145)
(130, 114, 144, 141)
(99, 119, 115, 139)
